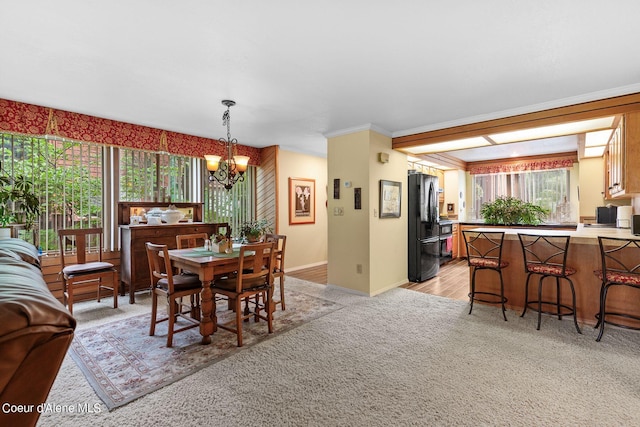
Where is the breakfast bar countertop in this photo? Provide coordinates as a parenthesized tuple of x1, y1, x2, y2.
(465, 223, 638, 244)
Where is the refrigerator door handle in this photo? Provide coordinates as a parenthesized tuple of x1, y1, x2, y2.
(427, 181, 434, 225)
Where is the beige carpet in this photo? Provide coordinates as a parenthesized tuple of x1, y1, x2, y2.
(68, 289, 342, 409)
(38, 277, 640, 426)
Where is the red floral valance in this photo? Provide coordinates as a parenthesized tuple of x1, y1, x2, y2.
(468, 156, 576, 175)
(0, 99, 261, 165)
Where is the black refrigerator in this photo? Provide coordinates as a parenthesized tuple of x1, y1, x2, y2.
(408, 171, 440, 282)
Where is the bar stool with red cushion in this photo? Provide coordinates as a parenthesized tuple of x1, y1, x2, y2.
(462, 230, 509, 321)
(518, 233, 581, 333)
(594, 236, 640, 342)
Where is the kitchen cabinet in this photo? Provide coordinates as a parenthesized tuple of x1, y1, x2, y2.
(452, 223, 459, 259)
(605, 112, 640, 199)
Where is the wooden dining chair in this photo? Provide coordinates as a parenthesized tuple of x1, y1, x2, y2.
(175, 233, 210, 308)
(265, 233, 287, 310)
(211, 222, 231, 238)
(210, 241, 276, 347)
(58, 228, 118, 315)
(176, 233, 210, 250)
(146, 242, 202, 347)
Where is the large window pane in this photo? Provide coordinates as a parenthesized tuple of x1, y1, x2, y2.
(0, 132, 257, 252)
(203, 168, 255, 238)
(118, 149, 196, 203)
(471, 169, 570, 221)
(0, 134, 104, 252)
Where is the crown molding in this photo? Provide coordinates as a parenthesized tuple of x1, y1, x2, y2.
(324, 123, 392, 139)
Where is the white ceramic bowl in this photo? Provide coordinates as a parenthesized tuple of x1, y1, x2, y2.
(161, 210, 184, 224)
(147, 217, 162, 225)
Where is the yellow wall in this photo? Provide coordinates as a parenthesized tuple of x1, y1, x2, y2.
(443, 170, 467, 221)
(578, 158, 605, 218)
(277, 150, 328, 271)
(327, 131, 370, 293)
(368, 132, 408, 295)
(327, 129, 407, 295)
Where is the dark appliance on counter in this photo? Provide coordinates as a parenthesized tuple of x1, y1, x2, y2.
(408, 172, 441, 282)
(439, 220, 453, 265)
(596, 206, 617, 224)
(633, 215, 640, 236)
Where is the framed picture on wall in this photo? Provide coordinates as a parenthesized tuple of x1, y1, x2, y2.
(289, 177, 316, 225)
(379, 180, 401, 218)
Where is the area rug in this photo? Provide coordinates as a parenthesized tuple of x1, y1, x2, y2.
(69, 289, 342, 410)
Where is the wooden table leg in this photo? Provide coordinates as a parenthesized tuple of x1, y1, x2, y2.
(129, 281, 135, 304)
(199, 280, 215, 344)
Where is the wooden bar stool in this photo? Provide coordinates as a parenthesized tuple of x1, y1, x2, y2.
(593, 236, 640, 342)
(462, 230, 509, 321)
(518, 233, 581, 333)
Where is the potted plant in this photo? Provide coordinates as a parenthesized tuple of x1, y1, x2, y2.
(240, 219, 272, 242)
(480, 196, 548, 225)
(0, 174, 40, 240)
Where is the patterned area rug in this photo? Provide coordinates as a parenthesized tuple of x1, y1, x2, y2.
(69, 289, 342, 410)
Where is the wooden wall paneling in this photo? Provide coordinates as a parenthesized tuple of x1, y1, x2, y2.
(257, 145, 279, 232)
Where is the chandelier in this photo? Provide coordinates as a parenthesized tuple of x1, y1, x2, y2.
(204, 100, 250, 190)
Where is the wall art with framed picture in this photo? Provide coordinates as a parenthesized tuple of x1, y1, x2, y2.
(289, 177, 316, 225)
(379, 179, 401, 218)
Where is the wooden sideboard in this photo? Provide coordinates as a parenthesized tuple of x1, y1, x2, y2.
(120, 222, 225, 303)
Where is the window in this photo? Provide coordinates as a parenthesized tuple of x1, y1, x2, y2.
(1, 134, 104, 252)
(0, 133, 256, 253)
(118, 149, 198, 202)
(471, 169, 570, 221)
(203, 170, 255, 236)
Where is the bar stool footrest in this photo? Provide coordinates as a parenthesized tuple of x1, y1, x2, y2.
(469, 291, 507, 306)
(595, 311, 640, 331)
(526, 300, 575, 317)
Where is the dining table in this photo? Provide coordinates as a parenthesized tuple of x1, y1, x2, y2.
(162, 246, 245, 344)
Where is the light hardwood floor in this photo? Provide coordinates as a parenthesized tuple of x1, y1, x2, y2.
(287, 259, 469, 301)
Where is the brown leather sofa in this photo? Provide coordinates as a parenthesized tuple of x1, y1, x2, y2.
(0, 238, 76, 427)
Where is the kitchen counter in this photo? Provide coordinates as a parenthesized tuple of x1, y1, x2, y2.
(462, 223, 639, 327)
(459, 220, 579, 230)
(467, 223, 637, 244)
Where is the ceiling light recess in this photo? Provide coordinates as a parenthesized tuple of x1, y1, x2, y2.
(404, 137, 490, 155)
(489, 116, 616, 144)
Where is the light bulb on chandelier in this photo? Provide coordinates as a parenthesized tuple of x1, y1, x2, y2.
(205, 100, 250, 190)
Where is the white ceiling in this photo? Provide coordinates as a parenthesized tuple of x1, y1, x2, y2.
(2, 1, 640, 161)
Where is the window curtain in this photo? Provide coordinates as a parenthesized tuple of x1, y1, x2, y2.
(468, 155, 575, 175)
(0, 98, 261, 165)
